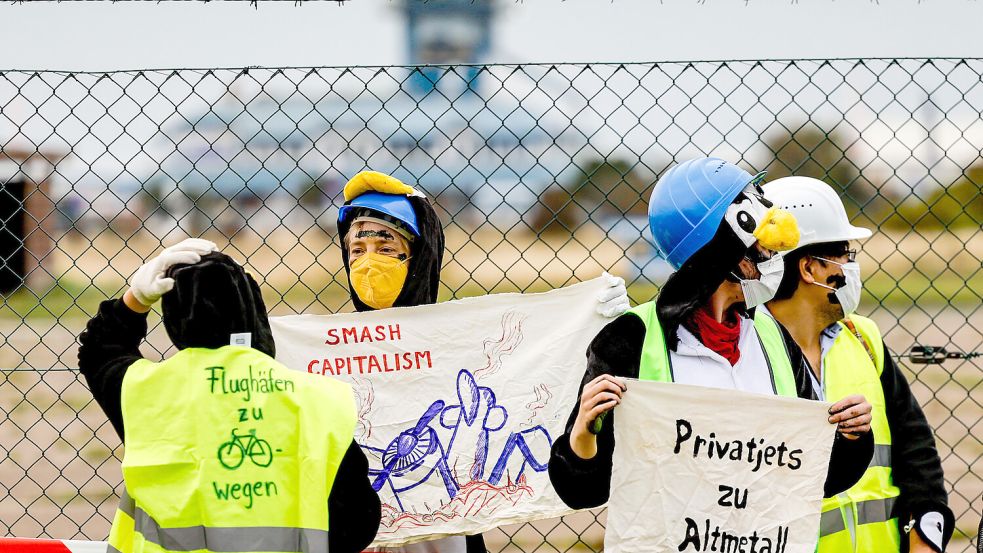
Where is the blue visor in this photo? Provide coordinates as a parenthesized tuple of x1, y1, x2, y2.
(338, 192, 420, 237)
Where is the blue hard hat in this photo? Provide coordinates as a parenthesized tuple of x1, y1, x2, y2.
(648, 157, 764, 270)
(338, 192, 421, 237)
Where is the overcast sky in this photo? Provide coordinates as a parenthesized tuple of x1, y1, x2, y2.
(3, 0, 981, 204)
(2, 0, 982, 71)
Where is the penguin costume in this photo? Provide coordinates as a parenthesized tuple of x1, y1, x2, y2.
(548, 157, 876, 510)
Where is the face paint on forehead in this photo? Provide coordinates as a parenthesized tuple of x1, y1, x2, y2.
(724, 182, 773, 248)
(356, 229, 397, 241)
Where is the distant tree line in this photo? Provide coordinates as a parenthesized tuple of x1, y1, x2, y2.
(526, 121, 983, 236)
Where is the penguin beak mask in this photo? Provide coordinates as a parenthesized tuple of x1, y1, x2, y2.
(724, 180, 800, 254)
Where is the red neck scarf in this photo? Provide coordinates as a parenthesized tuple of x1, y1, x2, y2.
(683, 307, 742, 366)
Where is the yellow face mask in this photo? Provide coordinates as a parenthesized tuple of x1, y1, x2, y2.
(349, 252, 409, 310)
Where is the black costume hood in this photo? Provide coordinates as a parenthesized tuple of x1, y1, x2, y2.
(161, 251, 276, 357)
(656, 220, 747, 350)
(337, 195, 444, 311)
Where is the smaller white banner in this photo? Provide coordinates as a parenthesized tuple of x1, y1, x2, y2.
(607, 380, 836, 553)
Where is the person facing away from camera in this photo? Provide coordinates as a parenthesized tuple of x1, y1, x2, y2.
(78, 239, 380, 553)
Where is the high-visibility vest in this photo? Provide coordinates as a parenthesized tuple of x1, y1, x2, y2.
(107, 346, 356, 553)
(626, 302, 798, 397)
(818, 315, 901, 553)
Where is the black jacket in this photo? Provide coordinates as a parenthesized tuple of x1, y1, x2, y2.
(78, 257, 381, 553)
(548, 312, 875, 511)
(843, 339, 953, 548)
(784, 322, 954, 551)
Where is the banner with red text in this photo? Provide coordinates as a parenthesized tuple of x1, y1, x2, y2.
(607, 380, 836, 553)
(269, 278, 611, 545)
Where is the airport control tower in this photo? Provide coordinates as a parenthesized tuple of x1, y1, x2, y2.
(402, 0, 496, 96)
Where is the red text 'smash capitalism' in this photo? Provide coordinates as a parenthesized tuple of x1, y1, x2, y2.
(308, 351, 433, 376)
(308, 323, 434, 376)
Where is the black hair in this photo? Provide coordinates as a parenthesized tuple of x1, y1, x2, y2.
(656, 218, 747, 350)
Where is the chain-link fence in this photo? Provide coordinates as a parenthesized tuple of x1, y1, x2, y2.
(0, 59, 980, 551)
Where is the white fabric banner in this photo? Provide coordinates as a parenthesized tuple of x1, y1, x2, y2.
(607, 380, 836, 553)
(270, 278, 611, 545)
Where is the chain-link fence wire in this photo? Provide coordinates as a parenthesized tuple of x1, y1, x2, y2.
(0, 59, 980, 550)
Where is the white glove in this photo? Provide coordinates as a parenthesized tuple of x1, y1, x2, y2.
(129, 238, 218, 306)
(597, 271, 630, 318)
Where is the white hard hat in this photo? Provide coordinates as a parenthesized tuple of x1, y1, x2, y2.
(762, 176, 872, 249)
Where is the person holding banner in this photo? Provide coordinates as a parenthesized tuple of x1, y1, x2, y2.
(77, 240, 381, 553)
(336, 170, 479, 553)
(549, 157, 875, 511)
(335, 170, 631, 553)
(763, 176, 953, 553)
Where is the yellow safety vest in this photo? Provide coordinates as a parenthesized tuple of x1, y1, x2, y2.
(107, 346, 356, 553)
(627, 302, 798, 397)
(818, 315, 901, 553)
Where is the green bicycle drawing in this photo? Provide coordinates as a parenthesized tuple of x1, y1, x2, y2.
(217, 428, 274, 470)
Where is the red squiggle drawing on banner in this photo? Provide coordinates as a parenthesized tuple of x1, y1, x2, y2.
(352, 376, 375, 440)
(474, 311, 526, 380)
(377, 475, 535, 535)
(524, 383, 553, 425)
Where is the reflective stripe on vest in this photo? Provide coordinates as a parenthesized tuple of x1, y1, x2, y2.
(817, 315, 901, 553)
(819, 496, 898, 536)
(870, 444, 891, 468)
(108, 346, 356, 553)
(626, 302, 797, 397)
(112, 489, 330, 553)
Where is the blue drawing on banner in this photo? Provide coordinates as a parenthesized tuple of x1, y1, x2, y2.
(361, 368, 553, 511)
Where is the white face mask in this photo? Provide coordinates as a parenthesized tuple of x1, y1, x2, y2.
(812, 259, 862, 316)
(732, 254, 785, 309)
